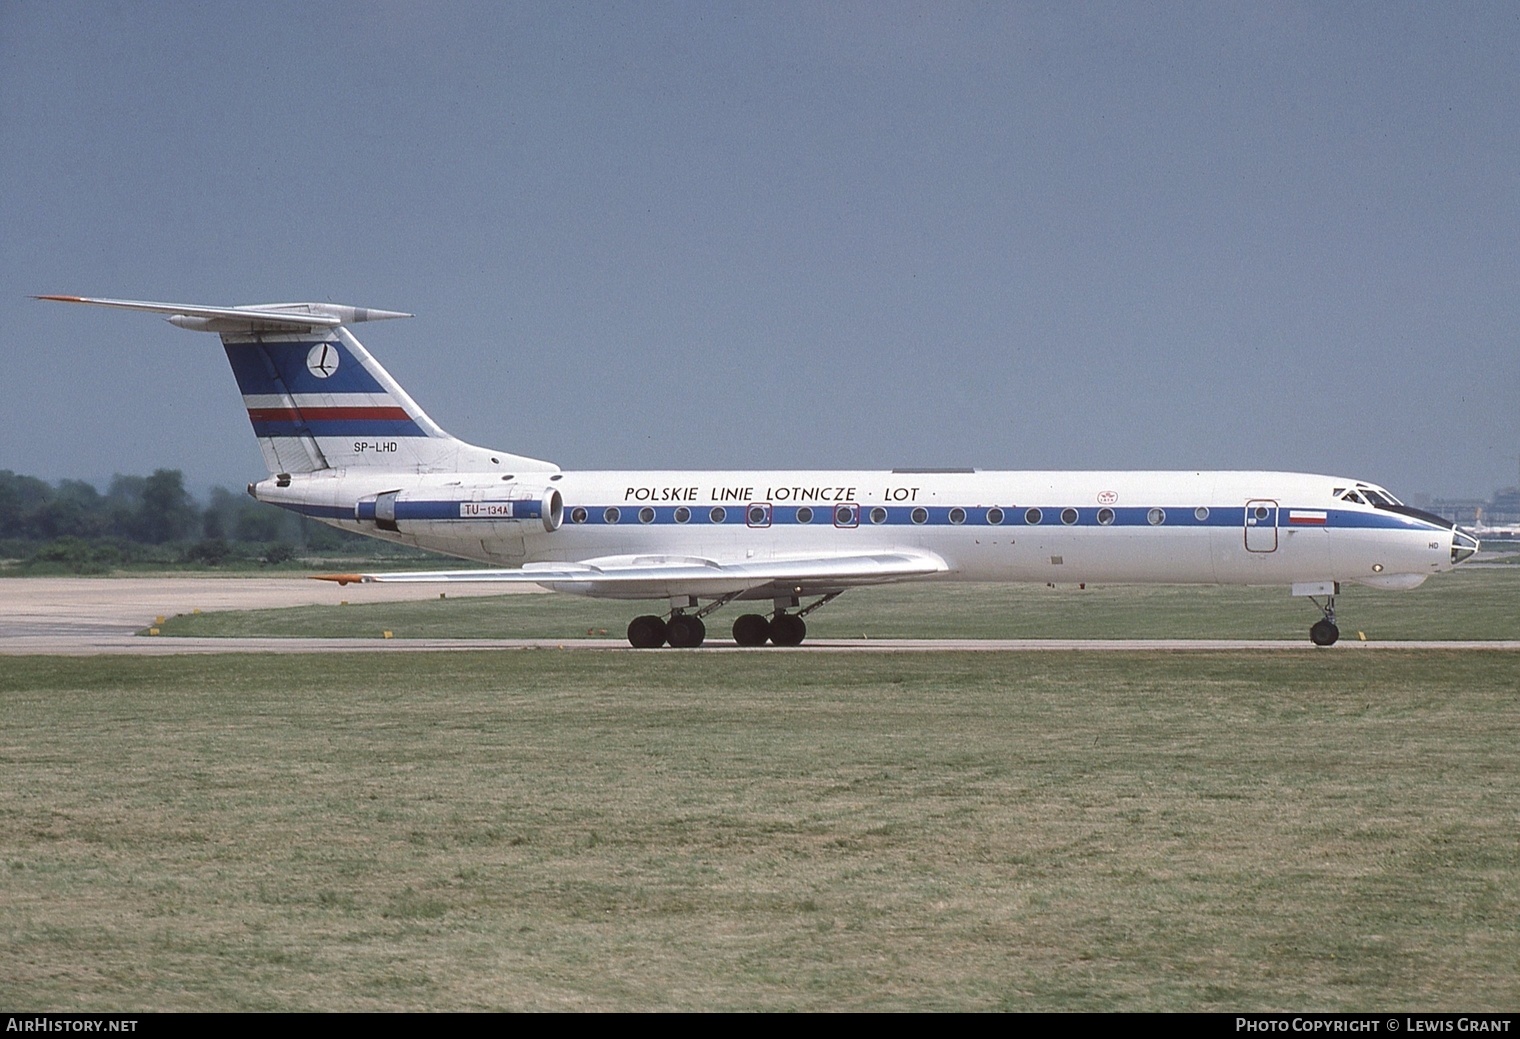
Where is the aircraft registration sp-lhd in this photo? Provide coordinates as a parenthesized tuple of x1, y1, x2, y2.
(41, 295, 1480, 648)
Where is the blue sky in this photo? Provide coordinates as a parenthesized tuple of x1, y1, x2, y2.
(4, 1, 1516, 500)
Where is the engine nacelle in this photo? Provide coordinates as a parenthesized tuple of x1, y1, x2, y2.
(356, 485, 563, 534)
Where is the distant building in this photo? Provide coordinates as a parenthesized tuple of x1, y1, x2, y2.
(1427, 487, 1520, 529)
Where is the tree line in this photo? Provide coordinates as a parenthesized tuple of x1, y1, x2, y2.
(0, 469, 382, 570)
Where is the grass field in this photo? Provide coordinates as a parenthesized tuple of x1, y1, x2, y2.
(4, 649, 1518, 1010)
(153, 566, 1520, 642)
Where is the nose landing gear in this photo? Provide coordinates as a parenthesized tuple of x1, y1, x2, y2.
(1308, 594, 1339, 646)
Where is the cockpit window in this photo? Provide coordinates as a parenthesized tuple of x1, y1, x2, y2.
(1354, 484, 1403, 507)
(1340, 490, 1366, 504)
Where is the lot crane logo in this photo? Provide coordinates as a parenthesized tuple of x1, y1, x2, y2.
(306, 342, 340, 379)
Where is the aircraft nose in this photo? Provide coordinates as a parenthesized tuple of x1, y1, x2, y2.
(1451, 529, 1480, 565)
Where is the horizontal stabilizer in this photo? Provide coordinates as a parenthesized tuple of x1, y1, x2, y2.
(36, 295, 411, 333)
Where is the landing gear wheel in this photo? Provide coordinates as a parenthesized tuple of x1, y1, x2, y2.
(732, 613, 771, 647)
(1309, 619, 1340, 647)
(769, 613, 807, 647)
(627, 615, 668, 649)
(666, 614, 707, 648)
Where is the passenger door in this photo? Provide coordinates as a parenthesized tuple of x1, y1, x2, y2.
(1244, 499, 1278, 553)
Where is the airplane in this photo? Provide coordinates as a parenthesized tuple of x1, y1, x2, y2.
(39, 294, 1481, 648)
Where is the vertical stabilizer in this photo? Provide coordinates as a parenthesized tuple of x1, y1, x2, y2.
(221, 325, 457, 474)
(37, 296, 558, 477)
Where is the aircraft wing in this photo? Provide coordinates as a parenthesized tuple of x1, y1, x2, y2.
(316, 551, 948, 598)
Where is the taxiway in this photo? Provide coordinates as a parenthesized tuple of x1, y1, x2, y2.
(2, 576, 1515, 654)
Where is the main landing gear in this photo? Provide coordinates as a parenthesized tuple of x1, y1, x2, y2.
(731, 613, 773, 646)
(627, 591, 735, 648)
(1308, 594, 1339, 647)
(625, 592, 840, 649)
(730, 611, 806, 647)
(626, 613, 707, 648)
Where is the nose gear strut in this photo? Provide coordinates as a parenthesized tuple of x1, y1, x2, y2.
(1308, 594, 1339, 647)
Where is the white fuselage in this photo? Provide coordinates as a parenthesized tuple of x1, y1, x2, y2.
(257, 467, 1460, 600)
